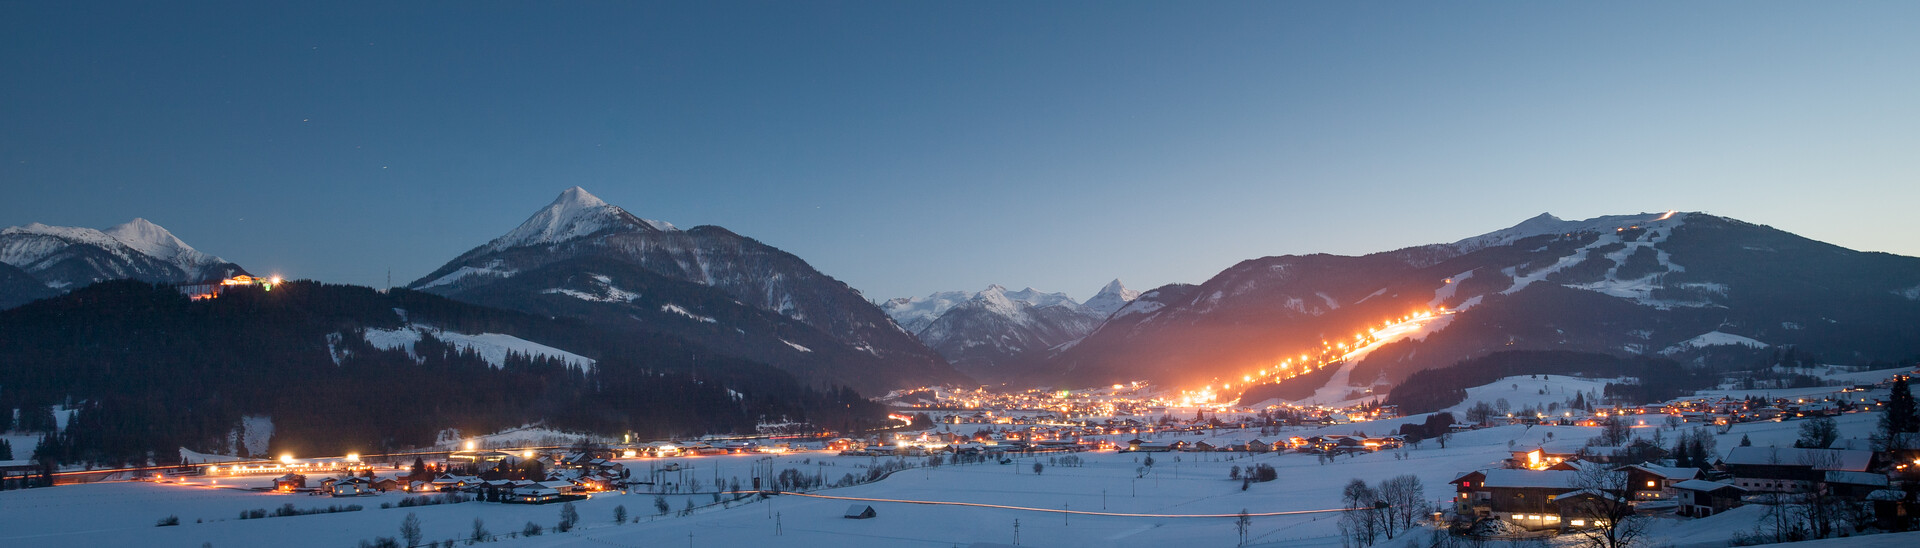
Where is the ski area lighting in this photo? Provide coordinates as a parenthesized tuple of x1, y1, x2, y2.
(770, 491, 1349, 519)
(1189, 306, 1455, 400)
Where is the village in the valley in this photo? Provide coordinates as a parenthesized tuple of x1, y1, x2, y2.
(4, 362, 1915, 548)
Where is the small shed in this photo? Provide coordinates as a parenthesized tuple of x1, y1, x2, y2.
(843, 504, 877, 519)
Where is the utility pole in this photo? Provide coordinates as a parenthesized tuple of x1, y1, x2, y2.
(775, 512, 783, 536)
(1064, 503, 1070, 526)
(1013, 519, 1020, 546)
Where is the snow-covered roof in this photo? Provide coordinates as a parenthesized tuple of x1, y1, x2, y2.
(1823, 471, 1889, 487)
(1721, 447, 1872, 471)
(1617, 464, 1700, 480)
(1672, 479, 1744, 493)
(1474, 469, 1581, 489)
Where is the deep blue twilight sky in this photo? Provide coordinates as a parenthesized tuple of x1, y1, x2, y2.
(4, 2, 1917, 301)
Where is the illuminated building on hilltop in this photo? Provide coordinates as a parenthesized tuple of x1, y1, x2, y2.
(178, 274, 282, 301)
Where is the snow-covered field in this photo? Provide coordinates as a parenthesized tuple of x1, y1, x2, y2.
(2, 407, 1893, 548)
(2, 366, 1908, 548)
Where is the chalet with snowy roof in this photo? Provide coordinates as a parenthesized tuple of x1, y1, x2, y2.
(1719, 446, 1876, 493)
(274, 473, 307, 492)
(1451, 469, 1594, 529)
(332, 477, 374, 497)
(507, 483, 561, 504)
(1615, 464, 1702, 501)
(1127, 439, 1173, 452)
(1824, 471, 1891, 499)
(1673, 479, 1746, 517)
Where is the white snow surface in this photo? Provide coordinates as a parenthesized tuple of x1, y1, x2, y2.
(887, 280, 1134, 335)
(102, 218, 228, 277)
(418, 263, 515, 289)
(1428, 270, 1474, 309)
(6, 368, 1912, 548)
(781, 339, 813, 353)
(1080, 279, 1141, 318)
(483, 186, 675, 253)
(1449, 211, 1687, 254)
(361, 325, 595, 372)
(660, 304, 718, 323)
(7, 410, 1896, 548)
(0, 218, 231, 280)
(227, 415, 274, 458)
(540, 274, 640, 303)
(1661, 331, 1769, 354)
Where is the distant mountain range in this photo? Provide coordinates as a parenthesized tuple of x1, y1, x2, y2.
(6, 201, 1916, 408)
(1029, 211, 1920, 402)
(883, 281, 1138, 382)
(408, 187, 968, 393)
(0, 218, 247, 309)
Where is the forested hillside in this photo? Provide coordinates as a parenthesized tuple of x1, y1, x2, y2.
(0, 280, 886, 467)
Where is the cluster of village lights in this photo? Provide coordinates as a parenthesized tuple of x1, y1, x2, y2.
(1174, 307, 1452, 406)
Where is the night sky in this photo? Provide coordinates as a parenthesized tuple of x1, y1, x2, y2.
(5, 2, 1917, 301)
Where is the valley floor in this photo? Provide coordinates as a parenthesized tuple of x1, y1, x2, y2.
(0, 405, 1902, 548)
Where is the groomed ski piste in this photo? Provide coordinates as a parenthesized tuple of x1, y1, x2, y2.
(1, 369, 1913, 548)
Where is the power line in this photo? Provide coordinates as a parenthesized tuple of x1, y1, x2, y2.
(771, 491, 1347, 518)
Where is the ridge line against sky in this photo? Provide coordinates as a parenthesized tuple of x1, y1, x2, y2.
(3, 2, 1917, 300)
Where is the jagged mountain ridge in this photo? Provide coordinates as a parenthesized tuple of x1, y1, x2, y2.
(409, 187, 966, 392)
(1027, 212, 1920, 397)
(884, 281, 1137, 382)
(0, 218, 246, 309)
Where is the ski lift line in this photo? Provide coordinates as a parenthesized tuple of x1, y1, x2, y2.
(765, 491, 1348, 518)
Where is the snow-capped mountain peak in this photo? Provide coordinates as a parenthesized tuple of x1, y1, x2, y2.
(104, 218, 192, 259)
(0, 218, 245, 305)
(485, 187, 677, 253)
(1082, 278, 1140, 318)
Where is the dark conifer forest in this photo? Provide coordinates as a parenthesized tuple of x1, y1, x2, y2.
(0, 280, 887, 467)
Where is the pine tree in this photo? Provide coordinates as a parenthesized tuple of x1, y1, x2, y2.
(1878, 376, 1918, 452)
(1739, 434, 1752, 447)
(0, 438, 10, 460)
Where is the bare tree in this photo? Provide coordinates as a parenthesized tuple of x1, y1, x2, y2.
(1797, 450, 1846, 540)
(1377, 474, 1427, 539)
(1560, 465, 1645, 548)
(1236, 508, 1252, 546)
(1339, 478, 1384, 547)
(399, 513, 422, 547)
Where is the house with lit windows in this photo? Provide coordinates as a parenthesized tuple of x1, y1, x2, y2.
(1614, 464, 1702, 501)
(1450, 469, 1583, 530)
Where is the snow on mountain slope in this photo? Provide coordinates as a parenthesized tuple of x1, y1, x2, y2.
(419, 262, 515, 289)
(102, 218, 233, 279)
(886, 282, 1125, 381)
(0, 218, 245, 302)
(409, 187, 967, 392)
(483, 186, 675, 253)
(361, 325, 595, 371)
(1080, 279, 1139, 318)
(0, 223, 129, 267)
(881, 290, 973, 334)
(538, 273, 640, 303)
(1661, 331, 1768, 354)
(1450, 210, 1682, 254)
